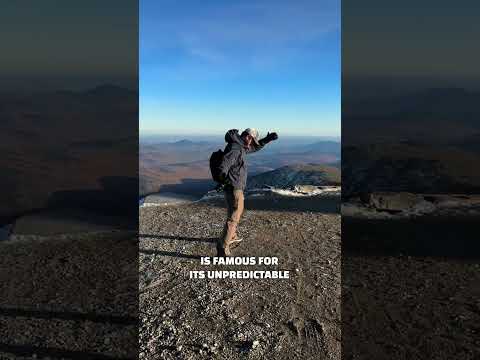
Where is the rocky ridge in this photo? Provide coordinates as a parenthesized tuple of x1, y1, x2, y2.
(343, 192, 480, 219)
(247, 164, 340, 190)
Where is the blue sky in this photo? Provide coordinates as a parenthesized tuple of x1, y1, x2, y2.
(140, 0, 340, 136)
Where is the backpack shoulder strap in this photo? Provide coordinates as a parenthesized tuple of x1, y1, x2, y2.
(228, 142, 243, 151)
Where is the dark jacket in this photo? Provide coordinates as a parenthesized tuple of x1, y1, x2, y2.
(219, 129, 264, 190)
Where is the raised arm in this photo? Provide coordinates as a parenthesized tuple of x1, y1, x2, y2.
(247, 131, 279, 154)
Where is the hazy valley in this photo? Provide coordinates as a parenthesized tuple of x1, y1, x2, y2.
(139, 136, 340, 198)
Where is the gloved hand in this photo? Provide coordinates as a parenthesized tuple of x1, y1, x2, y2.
(265, 132, 278, 142)
(259, 132, 278, 146)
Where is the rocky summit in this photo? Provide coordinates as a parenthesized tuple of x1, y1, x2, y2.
(139, 194, 341, 360)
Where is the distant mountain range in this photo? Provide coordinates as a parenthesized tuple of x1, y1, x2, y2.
(0, 85, 138, 220)
(342, 87, 480, 197)
(140, 138, 341, 197)
(296, 141, 341, 155)
(1, 84, 137, 143)
(171, 139, 211, 146)
(247, 164, 341, 189)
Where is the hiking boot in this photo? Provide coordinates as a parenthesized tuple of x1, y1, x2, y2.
(216, 241, 233, 257)
(228, 235, 243, 249)
(230, 234, 243, 243)
(228, 234, 243, 245)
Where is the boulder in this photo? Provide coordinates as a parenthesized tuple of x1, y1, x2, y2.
(293, 185, 319, 194)
(367, 192, 422, 211)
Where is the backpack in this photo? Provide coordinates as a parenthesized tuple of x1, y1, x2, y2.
(209, 149, 225, 183)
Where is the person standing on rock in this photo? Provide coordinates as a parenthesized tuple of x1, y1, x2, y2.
(216, 128, 278, 256)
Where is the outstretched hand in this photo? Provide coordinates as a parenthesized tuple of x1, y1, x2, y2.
(266, 132, 278, 141)
(258, 131, 279, 146)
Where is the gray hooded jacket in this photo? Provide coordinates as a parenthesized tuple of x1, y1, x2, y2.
(219, 129, 264, 190)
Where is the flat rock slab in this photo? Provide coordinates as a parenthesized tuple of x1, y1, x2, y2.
(142, 192, 199, 206)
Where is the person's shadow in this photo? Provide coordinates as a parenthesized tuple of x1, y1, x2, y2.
(46, 176, 138, 229)
(139, 234, 218, 260)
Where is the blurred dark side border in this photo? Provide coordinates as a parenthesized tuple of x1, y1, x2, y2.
(342, 0, 480, 359)
(0, 1, 139, 359)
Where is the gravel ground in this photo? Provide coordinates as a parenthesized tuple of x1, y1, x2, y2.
(139, 197, 341, 360)
(0, 230, 138, 359)
(343, 254, 480, 360)
(342, 215, 480, 359)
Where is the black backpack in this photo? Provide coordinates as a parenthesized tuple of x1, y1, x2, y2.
(209, 149, 225, 183)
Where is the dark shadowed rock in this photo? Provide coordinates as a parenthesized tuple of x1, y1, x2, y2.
(367, 192, 421, 211)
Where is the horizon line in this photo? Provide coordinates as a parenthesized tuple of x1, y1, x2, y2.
(140, 130, 340, 138)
